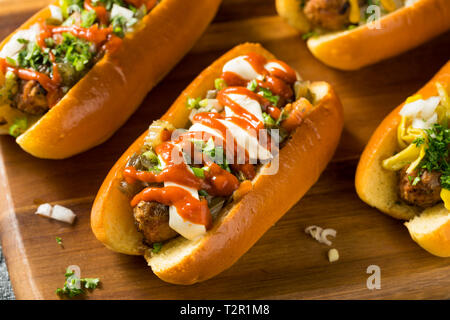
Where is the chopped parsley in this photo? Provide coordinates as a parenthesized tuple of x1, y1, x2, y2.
(53, 33, 94, 72)
(414, 124, 450, 189)
(17, 40, 52, 74)
(413, 136, 425, 147)
(56, 268, 100, 298)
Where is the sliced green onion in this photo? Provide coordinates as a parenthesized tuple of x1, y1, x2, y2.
(214, 78, 227, 91)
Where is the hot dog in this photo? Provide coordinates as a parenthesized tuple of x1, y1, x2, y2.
(91, 43, 344, 284)
(0, 0, 221, 159)
(355, 61, 450, 257)
(276, 0, 450, 70)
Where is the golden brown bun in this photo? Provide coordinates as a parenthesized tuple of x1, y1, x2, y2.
(405, 204, 450, 257)
(276, 0, 450, 70)
(91, 43, 344, 284)
(0, 0, 222, 159)
(355, 61, 450, 257)
(275, 0, 310, 33)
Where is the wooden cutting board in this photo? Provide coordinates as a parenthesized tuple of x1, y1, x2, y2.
(1, 0, 449, 300)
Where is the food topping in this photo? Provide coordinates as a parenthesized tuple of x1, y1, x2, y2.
(383, 83, 450, 209)
(301, 0, 405, 32)
(0, 0, 159, 136)
(35, 203, 76, 224)
(122, 52, 315, 243)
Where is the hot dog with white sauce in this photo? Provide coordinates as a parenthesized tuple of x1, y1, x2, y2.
(91, 43, 344, 284)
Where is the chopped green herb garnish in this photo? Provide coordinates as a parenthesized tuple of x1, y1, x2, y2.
(17, 41, 52, 74)
(302, 31, 318, 40)
(413, 137, 425, 147)
(6, 57, 16, 67)
(52, 33, 94, 72)
(83, 278, 100, 289)
(247, 80, 258, 91)
(152, 242, 162, 253)
(198, 99, 209, 108)
(56, 237, 63, 246)
(214, 78, 227, 91)
(9, 117, 27, 138)
(414, 124, 450, 189)
(412, 176, 421, 186)
(81, 9, 97, 28)
(56, 267, 100, 298)
(262, 112, 276, 127)
(186, 97, 202, 110)
(198, 189, 209, 197)
(192, 167, 206, 178)
(258, 87, 280, 106)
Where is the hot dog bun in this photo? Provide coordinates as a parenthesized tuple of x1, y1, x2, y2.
(91, 43, 344, 284)
(355, 61, 450, 257)
(0, 0, 222, 159)
(276, 0, 450, 70)
(405, 204, 450, 257)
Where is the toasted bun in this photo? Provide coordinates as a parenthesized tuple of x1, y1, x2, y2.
(355, 60, 450, 221)
(0, 0, 221, 159)
(91, 43, 344, 284)
(275, 0, 311, 33)
(276, 0, 450, 70)
(405, 204, 450, 257)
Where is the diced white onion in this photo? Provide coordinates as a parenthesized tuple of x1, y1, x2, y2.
(35, 203, 76, 224)
(52, 205, 76, 224)
(412, 113, 438, 130)
(399, 96, 440, 119)
(35, 203, 52, 218)
(0, 24, 40, 59)
(49, 5, 63, 23)
(111, 4, 134, 20)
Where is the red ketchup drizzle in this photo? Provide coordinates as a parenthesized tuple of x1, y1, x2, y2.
(84, 0, 109, 26)
(131, 186, 212, 228)
(3, 15, 123, 108)
(125, 52, 297, 228)
(220, 53, 298, 120)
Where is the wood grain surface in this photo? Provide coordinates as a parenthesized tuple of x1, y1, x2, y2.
(0, 0, 450, 300)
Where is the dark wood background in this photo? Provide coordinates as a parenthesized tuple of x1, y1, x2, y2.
(0, 0, 449, 299)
